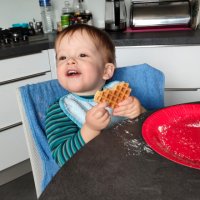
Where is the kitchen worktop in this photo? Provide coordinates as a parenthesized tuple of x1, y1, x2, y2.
(1, 29, 200, 60)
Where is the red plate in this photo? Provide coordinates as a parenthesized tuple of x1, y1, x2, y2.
(142, 103, 200, 169)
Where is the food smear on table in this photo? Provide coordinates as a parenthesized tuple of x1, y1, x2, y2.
(114, 118, 154, 156)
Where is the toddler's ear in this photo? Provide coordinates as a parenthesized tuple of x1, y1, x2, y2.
(103, 63, 115, 80)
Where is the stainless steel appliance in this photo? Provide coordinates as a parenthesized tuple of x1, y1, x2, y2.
(105, 0, 127, 31)
(129, 0, 199, 29)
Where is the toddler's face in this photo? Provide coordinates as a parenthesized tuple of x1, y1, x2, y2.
(56, 31, 108, 96)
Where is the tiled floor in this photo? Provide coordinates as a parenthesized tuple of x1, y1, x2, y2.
(0, 172, 37, 200)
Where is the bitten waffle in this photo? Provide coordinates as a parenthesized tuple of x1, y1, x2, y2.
(94, 82, 131, 109)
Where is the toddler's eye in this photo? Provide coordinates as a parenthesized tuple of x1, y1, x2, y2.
(58, 56, 66, 61)
(79, 53, 87, 57)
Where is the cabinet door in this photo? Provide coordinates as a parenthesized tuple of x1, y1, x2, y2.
(116, 46, 200, 88)
(0, 72, 51, 130)
(0, 72, 51, 170)
(165, 89, 200, 106)
(0, 50, 50, 83)
(48, 49, 57, 79)
(0, 125, 28, 171)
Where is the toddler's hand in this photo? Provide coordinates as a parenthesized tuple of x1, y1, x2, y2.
(81, 102, 111, 143)
(85, 102, 111, 132)
(112, 96, 145, 119)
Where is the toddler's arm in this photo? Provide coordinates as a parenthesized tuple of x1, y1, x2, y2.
(45, 101, 85, 166)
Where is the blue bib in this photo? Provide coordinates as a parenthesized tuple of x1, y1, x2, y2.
(59, 81, 126, 128)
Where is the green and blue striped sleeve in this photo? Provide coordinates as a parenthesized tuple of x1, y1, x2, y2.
(45, 101, 85, 167)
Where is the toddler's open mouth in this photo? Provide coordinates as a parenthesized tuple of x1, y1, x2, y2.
(66, 70, 81, 77)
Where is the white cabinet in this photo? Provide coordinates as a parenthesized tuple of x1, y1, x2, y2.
(116, 46, 200, 106)
(0, 50, 50, 83)
(165, 89, 200, 106)
(0, 50, 52, 171)
(0, 72, 51, 131)
(0, 126, 30, 170)
(48, 48, 57, 79)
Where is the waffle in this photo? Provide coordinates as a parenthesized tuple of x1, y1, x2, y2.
(94, 82, 131, 109)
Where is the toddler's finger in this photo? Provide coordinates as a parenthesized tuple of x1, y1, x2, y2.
(118, 96, 133, 106)
(92, 102, 108, 113)
(102, 111, 110, 121)
(97, 102, 108, 108)
(114, 103, 134, 113)
(95, 109, 107, 118)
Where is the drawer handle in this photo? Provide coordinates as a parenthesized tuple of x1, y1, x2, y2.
(165, 88, 199, 91)
(0, 71, 50, 86)
(0, 122, 22, 132)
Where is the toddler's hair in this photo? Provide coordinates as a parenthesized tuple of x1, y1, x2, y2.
(55, 24, 116, 65)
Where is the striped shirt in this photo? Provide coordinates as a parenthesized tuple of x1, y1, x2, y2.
(45, 100, 85, 167)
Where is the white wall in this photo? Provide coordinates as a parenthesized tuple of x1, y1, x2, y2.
(80, 0, 105, 28)
(0, 0, 131, 29)
(0, 0, 41, 28)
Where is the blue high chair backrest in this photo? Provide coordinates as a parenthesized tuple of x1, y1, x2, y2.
(18, 63, 165, 197)
(109, 63, 165, 110)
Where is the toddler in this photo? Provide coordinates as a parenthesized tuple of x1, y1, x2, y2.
(45, 24, 145, 166)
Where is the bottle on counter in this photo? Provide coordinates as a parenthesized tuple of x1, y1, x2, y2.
(73, 0, 84, 14)
(73, 0, 93, 25)
(61, 1, 74, 29)
(39, 0, 54, 33)
(58, 0, 93, 31)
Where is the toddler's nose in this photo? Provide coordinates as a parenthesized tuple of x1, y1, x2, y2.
(67, 57, 76, 65)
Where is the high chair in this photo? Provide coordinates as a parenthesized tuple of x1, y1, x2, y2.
(17, 63, 165, 198)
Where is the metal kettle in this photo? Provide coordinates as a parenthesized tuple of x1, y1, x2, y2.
(105, 0, 127, 31)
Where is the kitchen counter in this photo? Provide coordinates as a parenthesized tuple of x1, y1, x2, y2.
(109, 29, 200, 46)
(0, 34, 50, 60)
(1, 29, 200, 60)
